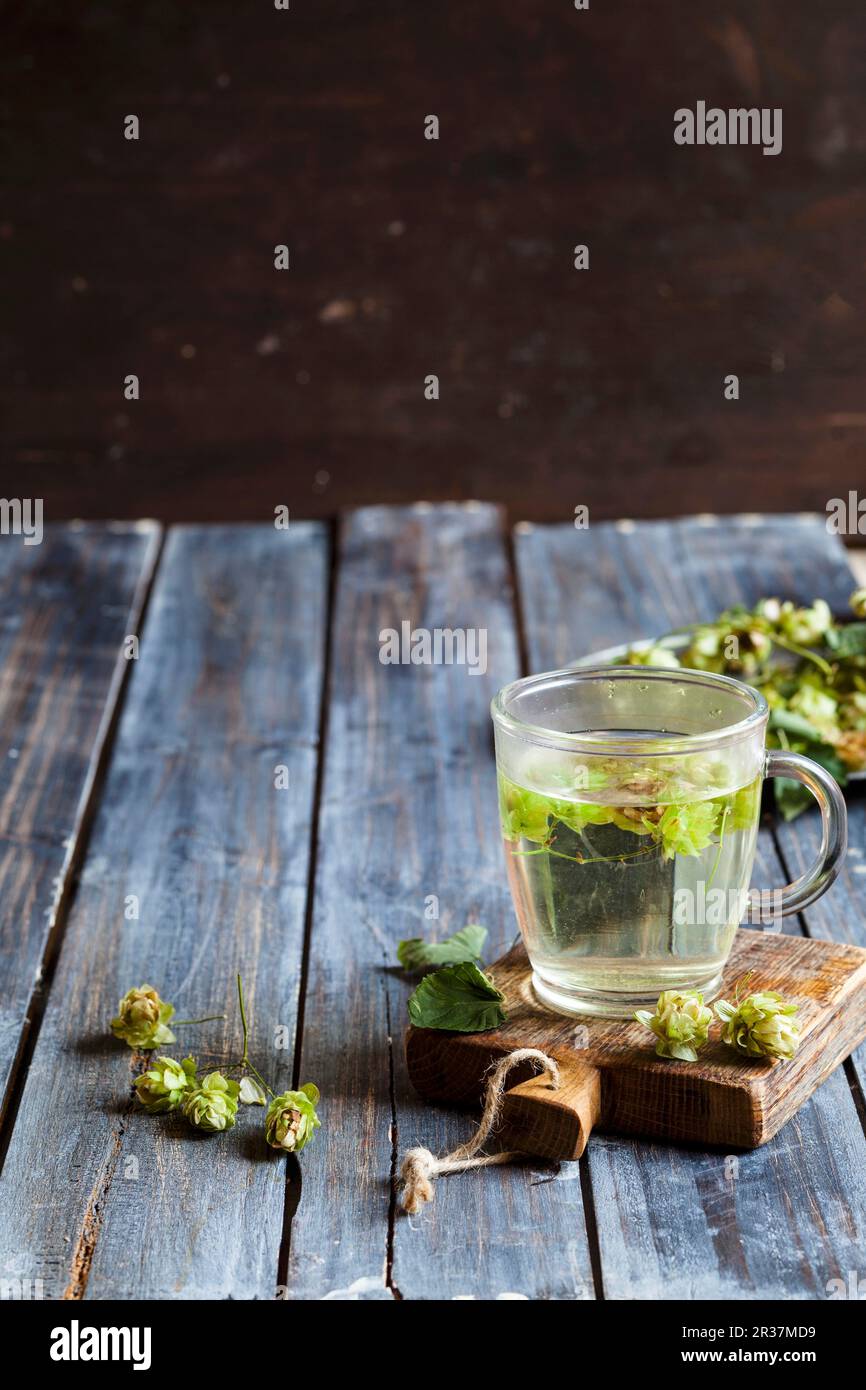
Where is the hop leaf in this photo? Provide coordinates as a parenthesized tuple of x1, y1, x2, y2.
(635, 990, 713, 1061)
(265, 1084, 321, 1152)
(715, 990, 800, 1060)
(407, 962, 506, 1032)
(134, 1056, 197, 1113)
(182, 1072, 240, 1132)
(397, 924, 487, 972)
(110, 985, 176, 1050)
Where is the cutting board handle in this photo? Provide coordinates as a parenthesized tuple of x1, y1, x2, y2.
(498, 1055, 602, 1161)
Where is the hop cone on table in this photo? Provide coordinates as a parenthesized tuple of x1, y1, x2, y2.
(635, 990, 713, 1062)
(715, 991, 800, 1060)
(182, 1072, 240, 1132)
(135, 1056, 197, 1113)
(265, 1084, 321, 1152)
(111, 984, 176, 1050)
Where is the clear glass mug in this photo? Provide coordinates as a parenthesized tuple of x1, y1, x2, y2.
(491, 666, 847, 1018)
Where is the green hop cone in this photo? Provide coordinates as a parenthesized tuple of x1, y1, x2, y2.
(110, 984, 176, 1050)
(715, 991, 800, 1060)
(850, 587, 866, 620)
(182, 1072, 240, 1132)
(625, 644, 681, 670)
(265, 1083, 321, 1153)
(134, 1056, 197, 1114)
(635, 990, 713, 1062)
(780, 598, 832, 645)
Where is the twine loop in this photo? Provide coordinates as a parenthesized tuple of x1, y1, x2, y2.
(400, 1048, 560, 1214)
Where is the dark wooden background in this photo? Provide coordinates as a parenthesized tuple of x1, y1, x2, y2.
(2, 1, 865, 524)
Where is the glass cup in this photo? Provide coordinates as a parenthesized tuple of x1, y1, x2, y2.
(491, 666, 847, 1018)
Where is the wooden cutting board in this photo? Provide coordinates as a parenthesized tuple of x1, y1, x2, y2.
(405, 930, 866, 1156)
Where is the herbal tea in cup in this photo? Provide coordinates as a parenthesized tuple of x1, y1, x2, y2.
(491, 667, 847, 1018)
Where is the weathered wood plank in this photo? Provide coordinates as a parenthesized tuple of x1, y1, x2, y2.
(287, 504, 596, 1300)
(0, 524, 328, 1300)
(0, 521, 160, 1124)
(514, 514, 866, 1299)
(729, 523, 866, 1094)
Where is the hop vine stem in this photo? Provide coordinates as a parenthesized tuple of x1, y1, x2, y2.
(236, 973, 276, 1099)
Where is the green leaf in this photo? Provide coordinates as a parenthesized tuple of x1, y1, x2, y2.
(826, 622, 866, 657)
(397, 924, 487, 972)
(768, 708, 824, 742)
(803, 742, 848, 786)
(774, 776, 813, 822)
(774, 737, 847, 822)
(407, 962, 506, 1033)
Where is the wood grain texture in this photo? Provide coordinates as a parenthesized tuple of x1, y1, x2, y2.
(407, 932, 866, 1152)
(778, 798, 866, 1098)
(513, 513, 866, 1298)
(5, 5, 866, 527)
(0, 522, 160, 1123)
(0, 524, 328, 1300)
(287, 503, 597, 1300)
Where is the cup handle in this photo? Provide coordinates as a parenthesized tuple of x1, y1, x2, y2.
(747, 749, 848, 923)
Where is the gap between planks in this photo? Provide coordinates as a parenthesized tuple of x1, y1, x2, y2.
(275, 514, 406, 1300)
(505, 518, 607, 1300)
(276, 517, 339, 1295)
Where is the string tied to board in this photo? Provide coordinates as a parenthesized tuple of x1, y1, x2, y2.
(399, 1047, 560, 1214)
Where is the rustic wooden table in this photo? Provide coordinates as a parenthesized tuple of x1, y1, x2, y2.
(0, 508, 864, 1301)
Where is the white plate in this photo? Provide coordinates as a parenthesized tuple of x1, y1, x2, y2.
(571, 639, 866, 781)
(572, 637, 679, 667)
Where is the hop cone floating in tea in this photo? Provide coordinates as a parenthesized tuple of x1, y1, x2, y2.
(715, 990, 800, 1060)
(635, 990, 713, 1062)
